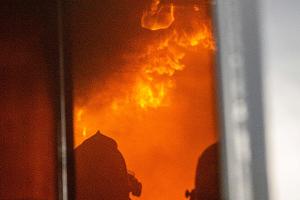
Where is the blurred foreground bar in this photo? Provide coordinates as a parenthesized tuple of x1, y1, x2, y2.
(0, 1, 73, 199)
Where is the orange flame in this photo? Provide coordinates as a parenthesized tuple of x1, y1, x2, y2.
(141, 0, 175, 30)
(74, 2, 216, 144)
(134, 4, 215, 110)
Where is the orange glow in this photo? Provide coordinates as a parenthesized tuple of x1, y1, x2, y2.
(73, 1, 217, 200)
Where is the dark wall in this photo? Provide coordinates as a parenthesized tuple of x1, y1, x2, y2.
(0, 1, 60, 199)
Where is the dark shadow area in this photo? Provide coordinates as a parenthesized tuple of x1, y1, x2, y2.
(0, 1, 60, 198)
(75, 131, 142, 200)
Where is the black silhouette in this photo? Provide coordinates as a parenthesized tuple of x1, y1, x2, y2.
(75, 131, 141, 200)
(186, 143, 220, 200)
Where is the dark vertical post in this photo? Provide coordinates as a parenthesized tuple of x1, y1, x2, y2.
(56, 0, 75, 199)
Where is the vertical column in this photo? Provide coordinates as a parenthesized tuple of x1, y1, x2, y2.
(56, 0, 75, 199)
(214, 0, 269, 199)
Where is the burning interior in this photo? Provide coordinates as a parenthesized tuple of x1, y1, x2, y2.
(70, 0, 218, 199)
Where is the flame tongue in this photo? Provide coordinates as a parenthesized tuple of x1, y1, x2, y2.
(141, 0, 175, 30)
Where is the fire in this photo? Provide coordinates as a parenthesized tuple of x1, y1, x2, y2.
(76, 109, 84, 122)
(74, 1, 216, 144)
(73, 2, 217, 199)
(135, 82, 166, 109)
(135, 1, 215, 110)
(75, 108, 87, 137)
(141, 0, 175, 30)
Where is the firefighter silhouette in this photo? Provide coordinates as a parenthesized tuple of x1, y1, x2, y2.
(75, 131, 142, 200)
(186, 142, 220, 200)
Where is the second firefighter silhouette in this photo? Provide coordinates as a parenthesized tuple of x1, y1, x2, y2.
(75, 131, 142, 200)
(186, 143, 220, 200)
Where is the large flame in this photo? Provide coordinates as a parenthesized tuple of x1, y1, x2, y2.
(136, 11, 215, 109)
(73, 1, 216, 199)
(75, 6, 215, 136)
